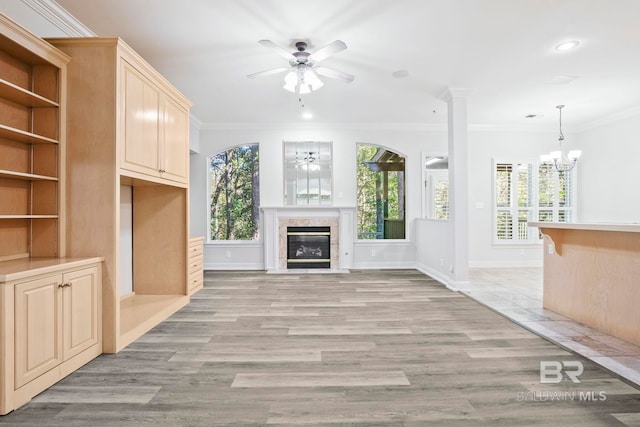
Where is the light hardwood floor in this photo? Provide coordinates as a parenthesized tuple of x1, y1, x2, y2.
(2, 269, 640, 426)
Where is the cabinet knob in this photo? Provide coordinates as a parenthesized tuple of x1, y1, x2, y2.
(159, 168, 166, 173)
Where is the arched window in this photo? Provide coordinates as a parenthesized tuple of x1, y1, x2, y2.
(356, 144, 406, 239)
(208, 144, 260, 240)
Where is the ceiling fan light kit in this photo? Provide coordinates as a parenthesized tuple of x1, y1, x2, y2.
(248, 39, 354, 95)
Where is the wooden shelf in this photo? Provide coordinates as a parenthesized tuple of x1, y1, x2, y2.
(0, 215, 57, 219)
(119, 294, 189, 351)
(0, 124, 58, 145)
(0, 170, 57, 181)
(0, 78, 58, 108)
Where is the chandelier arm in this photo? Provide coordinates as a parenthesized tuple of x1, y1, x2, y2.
(553, 158, 577, 173)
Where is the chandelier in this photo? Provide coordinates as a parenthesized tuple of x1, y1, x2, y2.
(540, 105, 581, 172)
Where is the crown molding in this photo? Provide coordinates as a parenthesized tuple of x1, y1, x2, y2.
(198, 121, 562, 133)
(189, 113, 203, 129)
(200, 122, 448, 132)
(576, 105, 640, 133)
(438, 87, 473, 102)
(21, 0, 95, 36)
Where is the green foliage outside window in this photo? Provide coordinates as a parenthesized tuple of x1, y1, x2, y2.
(356, 144, 405, 239)
(209, 144, 260, 240)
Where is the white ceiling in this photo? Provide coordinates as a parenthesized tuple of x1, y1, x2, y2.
(16, 1, 640, 128)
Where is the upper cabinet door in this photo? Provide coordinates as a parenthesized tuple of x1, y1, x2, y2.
(159, 94, 189, 184)
(120, 61, 160, 177)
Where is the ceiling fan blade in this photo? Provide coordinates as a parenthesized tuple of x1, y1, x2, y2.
(247, 67, 288, 79)
(258, 40, 295, 60)
(315, 66, 355, 83)
(308, 40, 347, 62)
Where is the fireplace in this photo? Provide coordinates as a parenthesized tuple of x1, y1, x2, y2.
(287, 226, 331, 269)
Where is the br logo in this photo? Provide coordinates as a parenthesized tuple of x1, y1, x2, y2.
(540, 361, 584, 383)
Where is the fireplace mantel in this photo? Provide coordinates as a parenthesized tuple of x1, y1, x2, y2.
(261, 206, 355, 273)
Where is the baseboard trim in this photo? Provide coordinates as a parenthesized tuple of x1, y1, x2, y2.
(415, 263, 451, 289)
(352, 261, 415, 270)
(469, 260, 543, 268)
(204, 262, 264, 270)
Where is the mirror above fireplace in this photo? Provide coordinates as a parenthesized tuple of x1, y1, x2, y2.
(283, 141, 332, 206)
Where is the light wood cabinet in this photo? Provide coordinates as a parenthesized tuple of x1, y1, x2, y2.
(188, 236, 204, 295)
(159, 93, 189, 182)
(1, 258, 102, 415)
(121, 61, 160, 178)
(0, 13, 69, 262)
(14, 274, 62, 389)
(0, 14, 103, 417)
(61, 266, 101, 360)
(120, 61, 189, 184)
(46, 37, 192, 353)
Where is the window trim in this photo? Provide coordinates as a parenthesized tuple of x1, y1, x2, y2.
(421, 151, 449, 221)
(492, 158, 577, 246)
(206, 143, 261, 243)
(355, 143, 408, 241)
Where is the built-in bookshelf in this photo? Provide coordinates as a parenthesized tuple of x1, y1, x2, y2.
(0, 14, 68, 262)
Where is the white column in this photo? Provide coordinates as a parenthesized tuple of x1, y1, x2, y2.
(261, 208, 278, 271)
(338, 208, 355, 269)
(441, 88, 471, 287)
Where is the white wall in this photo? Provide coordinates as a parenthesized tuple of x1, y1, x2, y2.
(190, 124, 582, 271)
(577, 112, 640, 223)
(119, 185, 133, 296)
(466, 129, 568, 268)
(415, 218, 454, 285)
(189, 115, 201, 154)
(190, 125, 447, 269)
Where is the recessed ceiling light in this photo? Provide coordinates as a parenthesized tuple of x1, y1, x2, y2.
(555, 40, 580, 51)
(547, 75, 580, 85)
(392, 69, 409, 78)
(302, 112, 313, 119)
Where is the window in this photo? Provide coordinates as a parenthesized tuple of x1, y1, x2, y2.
(357, 144, 406, 239)
(208, 144, 260, 241)
(494, 160, 576, 244)
(423, 155, 449, 220)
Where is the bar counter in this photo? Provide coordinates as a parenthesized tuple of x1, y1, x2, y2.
(530, 222, 640, 346)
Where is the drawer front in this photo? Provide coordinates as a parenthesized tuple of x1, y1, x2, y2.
(188, 269, 203, 291)
(188, 237, 204, 294)
(188, 244, 203, 258)
(189, 254, 203, 273)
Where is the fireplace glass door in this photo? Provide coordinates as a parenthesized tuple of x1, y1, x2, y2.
(287, 226, 331, 269)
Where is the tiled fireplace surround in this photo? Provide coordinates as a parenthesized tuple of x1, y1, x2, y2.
(261, 207, 355, 273)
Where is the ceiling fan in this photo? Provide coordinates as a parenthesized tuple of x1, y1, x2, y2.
(247, 40, 355, 94)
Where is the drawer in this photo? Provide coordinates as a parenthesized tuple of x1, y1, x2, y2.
(188, 269, 203, 290)
(188, 255, 203, 272)
(188, 244, 203, 257)
(189, 249, 203, 261)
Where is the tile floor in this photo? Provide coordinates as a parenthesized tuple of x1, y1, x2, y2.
(464, 267, 640, 387)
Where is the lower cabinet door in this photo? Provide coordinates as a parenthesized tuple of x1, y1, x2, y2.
(14, 274, 63, 388)
(62, 266, 100, 360)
